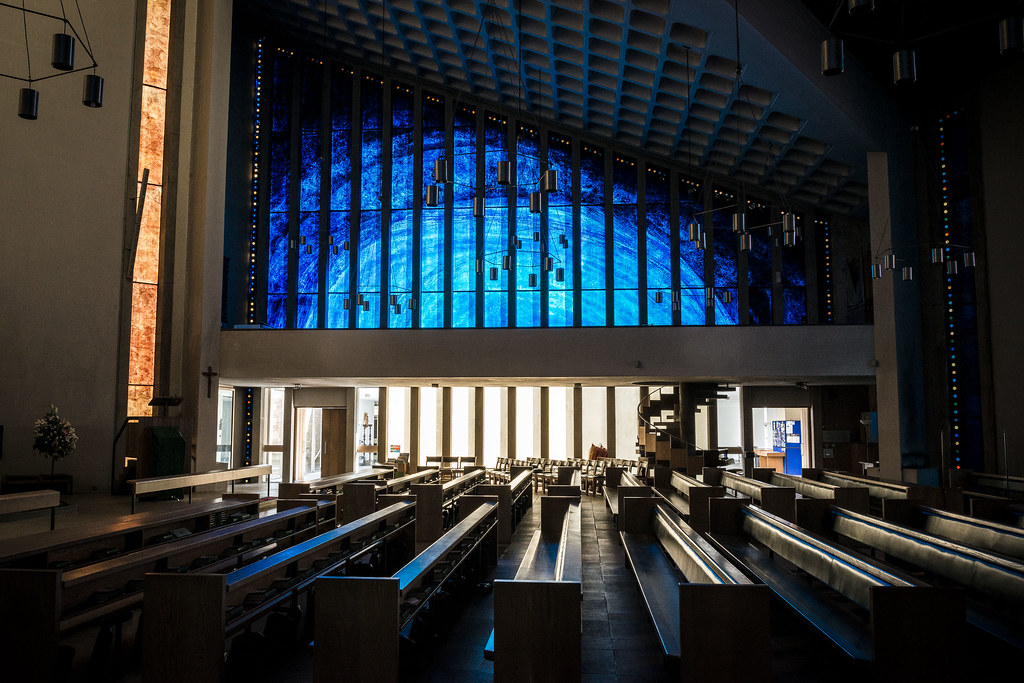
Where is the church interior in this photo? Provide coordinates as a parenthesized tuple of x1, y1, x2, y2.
(2, 0, 1024, 681)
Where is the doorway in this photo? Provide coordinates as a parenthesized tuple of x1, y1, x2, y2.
(294, 407, 348, 481)
(752, 407, 810, 474)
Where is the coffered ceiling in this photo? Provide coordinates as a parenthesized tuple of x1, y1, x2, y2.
(242, 0, 941, 216)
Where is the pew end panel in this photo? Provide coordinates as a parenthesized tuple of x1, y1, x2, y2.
(412, 483, 444, 554)
(0, 569, 61, 683)
(341, 482, 379, 523)
(794, 497, 832, 535)
(701, 467, 722, 486)
(750, 467, 775, 484)
(314, 576, 400, 683)
(546, 484, 582, 498)
(540, 495, 577, 536)
(678, 583, 771, 683)
(493, 579, 581, 683)
(869, 586, 966, 682)
(653, 466, 673, 489)
(278, 482, 311, 499)
(880, 498, 918, 526)
(620, 496, 659, 535)
(759, 487, 797, 523)
(834, 486, 871, 514)
(686, 485, 726, 533)
(474, 484, 514, 547)
(708, 496, 751, 536)
(142, 573, 225, 683)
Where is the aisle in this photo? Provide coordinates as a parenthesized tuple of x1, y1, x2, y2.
(420, 492, 673, 682)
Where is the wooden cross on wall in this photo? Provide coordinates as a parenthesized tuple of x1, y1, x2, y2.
(202, 366, 218, 398)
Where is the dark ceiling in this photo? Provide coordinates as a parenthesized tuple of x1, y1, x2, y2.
(242, 0, 1024, 217)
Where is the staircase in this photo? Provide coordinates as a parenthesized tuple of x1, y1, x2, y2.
(637, 384, 736, 469)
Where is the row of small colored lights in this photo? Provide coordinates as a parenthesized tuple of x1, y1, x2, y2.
(243, 388, 254, 466)
(819, 218, 832, 322)
(248, 39, 264, 324)
(939, 112, 959, 468)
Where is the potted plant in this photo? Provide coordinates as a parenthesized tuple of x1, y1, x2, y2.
(33, 404, 78, 485)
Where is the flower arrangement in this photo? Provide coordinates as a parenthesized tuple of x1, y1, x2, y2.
(33, 404, 78, 462)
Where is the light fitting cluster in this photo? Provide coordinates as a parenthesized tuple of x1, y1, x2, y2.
(869, 245, 976, 281)
(6, 1, 104, 120)
(685, 205, 802, 253)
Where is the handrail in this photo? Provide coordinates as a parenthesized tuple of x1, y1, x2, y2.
(636, 385, 692, 450)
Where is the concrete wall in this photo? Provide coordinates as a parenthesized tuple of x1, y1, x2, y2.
(979, 63, 1024, 476)
(0, 1, 139, 492)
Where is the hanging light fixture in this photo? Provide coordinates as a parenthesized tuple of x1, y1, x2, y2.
(475, 259, 482, 274)
(543, 256, 553, 272)
(434, 158, 452, 184)
(555, 267, 564, 282)
(425, 184, 440, 207)
(52, 32, 75, 71)
(496, 160, 512, 185)
(884, 253, 894, 269)
(528, 273, 537, 288)
(489, 267, 499, 281)
(688, 221, 701, 242)
(732, 212, 746, 233)
(540, 169, 559, 193)
(946, 260, 959, 275)
(739, 233, 752, 251)
(783, 230, 796, 247)
(408, 298, 416, 310)
(18, 88, 39, 120)
(999, 17, 1023, 55)
(473, 196, 484, 218)
(83, 73, 104, 107)
(931, 247, 945, 263)
(821, 38, 845, 76)
(870, 263, 884, 279)
(722, 290, 733, 305)
(529, 191, 546, 214)
(848, 0, 875, 15)
(901, 266, 914, 281)
(502, 255, 510, 270)
(390, 294, 398, 305)
(893, 49, 917, 84)
(655, 291, 663, 304)
(962, 251, 976, 267)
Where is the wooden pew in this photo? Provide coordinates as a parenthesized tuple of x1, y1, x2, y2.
(313, 496, 499, 682)
(491, 496, 582, 682)
(139, 500, 417, 683)
(474, 468, 534, 547)
(703, 468, 797, 523)
(411, 469, 487, 552)
(0, 502, 330, 683)
(751, 469, 870, 515)
(128, 464, 273, 513)
(603, 466, 652, 523)
(619, 496, 771, 681)
(0, 489, 61, 530)
(826, 505, 1024, 652)
(952, 469, 1024, 500)
(278, 467, 391, 499)
(338, 469, 441, 524)
(706, 497, 965, 680)
(803, 468, 944, 510)
(547, 466, 582, 497)
(867, 501, 1024, 562)
(652, 468, 725, 533)
(0, 497, 264, 570)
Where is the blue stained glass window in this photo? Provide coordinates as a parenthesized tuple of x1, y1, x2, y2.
(389, 85, 414, 329)
(612, 157, 638, 326)
(580, 146, 605, 326)
(453, 106, 476, 205)
(750, 287, 772, 325)
(784, 288, 806, 324)
(361, 79, 382, 210)
(482, 208, 507, 328)
(389, 210, 412, 329)
(298, 213, 319, 293)
(299, 61, 321, 212)
(327, 211, 349, 328)
(268, 213, 290, 292)
(453, 205, 477, 328)
(297, 294, 317, 329)
(331, 130, 351, 211)
(680, 289, 706, 325)
(679, 179, 705, 320)
(516, 207, 540, 328)
(646, 168, 670, 326)
(547, 134, 573, 327)
(420, 93, 445, 329)
(357, 210, 381, 328)
(419, 207, 444, 328)
(269, 55, 291, 216)
(267, 295, 287, 329)
(713, 190, 738, 325)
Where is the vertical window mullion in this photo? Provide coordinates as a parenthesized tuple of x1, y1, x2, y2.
(287, 57, 302, 329)
(669, 170, 681, 326)
(348, 75, 361, 329)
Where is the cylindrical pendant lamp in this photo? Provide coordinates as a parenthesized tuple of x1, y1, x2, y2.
(688, 221, 700, 242)
(931, 247, 945, 263)
(496, 160, 511, 185)
(473, 196, 484, 217)
(528, 273, 537, 288)
(739, 233, 752, 251)
(425, 184, 440, 206)
(540, 169, 559, 192)
(52, 33, 76, 71)
(732, 212, 746, 233)
(19, 88, 39, 120)
(489, 267, 498, 281)
(963, 251, 976, 267)
(946, 260, 959, 275)
(998, 17, 1022, 55)
(555, 267, 564, 282)
(901, 266, 913, 281)
(848, 0, 874, 15)
(893, 49, 917, 84)
(821, 38, 845, 76)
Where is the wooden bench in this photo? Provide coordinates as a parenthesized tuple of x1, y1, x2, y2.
(474, 468, 534, 547)
(707, 497, 966, 679)
(826, 505, 1024, 652)
(0, 497, 264, 570)
(337, 469, 441, 524)
(314, 496, 499, 682)
(952, 469, 1024, 500)
(619, 496, 770, 681)
(139, 500, 417, 683)
(128, 464, 273, 513)
(652, 467, 725, 532)
(703, 467, 797, 522)
(752, 469, 870, 516)
(603, 466, 652, 524)
(279, 467, 391, 499)
(411, 468, 488, 552)
(803, 468, 944, 511)
(547, 466, 582, 497)
(489, 496, 582, 681)
(866, 501, 1024, 562)
(0, 489, 60, 530)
